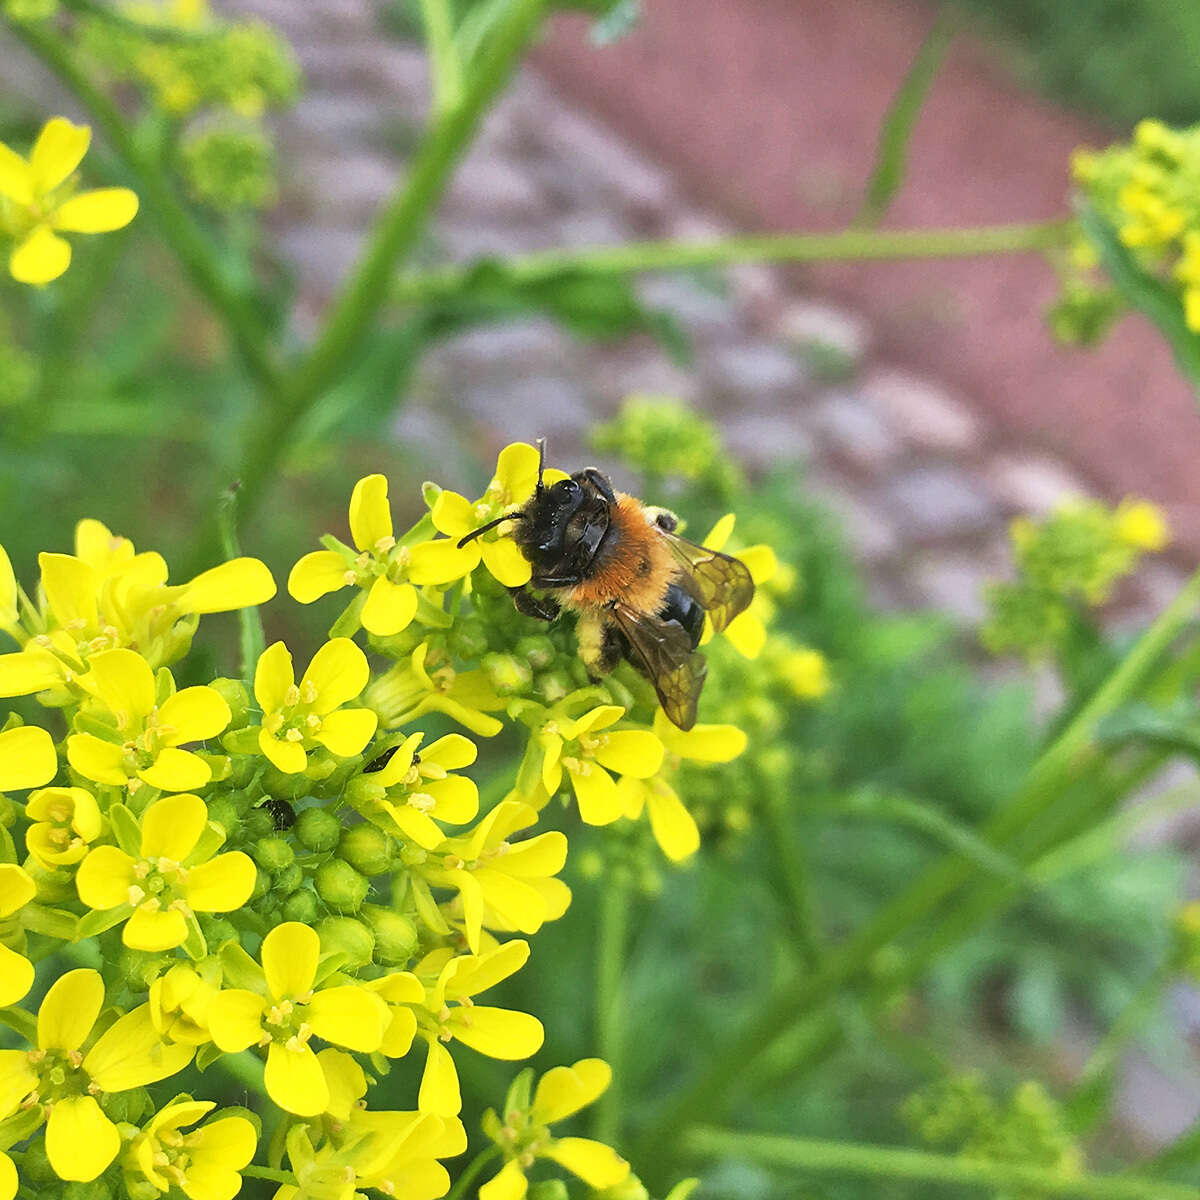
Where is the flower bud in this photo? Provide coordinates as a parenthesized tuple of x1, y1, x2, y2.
(243, 809, 273, 841)
(25, 857, 74, 903)
(273, 863, 304, 895)
(62, 1182, 114, 1200)
(362, 904, 418, 964)
(283, 888, 321, 924)
(529, 1183, 569, 1200)
(536, 669, 572, 704)
(254, 836, 294, 872)
(206, 796, 239, 836)
(515, 635, 556, 670)
(450, 618, 489, 661)
(250, 867, 271, 902)
(339, 824, 392, 876)
(317, 915, 374, 968)
(295, 807, 341, 853)
(201, 915, 238, 947)
(315, 859, 370, 911)
(345, 774, 387, 811)
(207, 678, 252, 728)
(483, 652, 533, 696)
(123, 1178, 162, 1200)
(117, 948, 169, 990)
(102, 1087, 150, 1125)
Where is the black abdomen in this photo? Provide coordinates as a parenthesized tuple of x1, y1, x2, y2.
(658, 582, 705, 649)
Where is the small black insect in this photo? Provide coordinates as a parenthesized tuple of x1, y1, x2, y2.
(364, 745, 418, 774)
(258, 797, 296, 831)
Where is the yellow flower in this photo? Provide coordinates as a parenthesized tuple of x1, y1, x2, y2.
(0, 969, 193, 1181)
(778, 646, 831, 699)
(616, 712, 747, 862)
(480, 1059, 630, 1200)
(0, 862, 36, 1006)
(416, 797, 570, 953)
(1114, 497, 1170, 552)
(0, 722, 57, 790)
(0, 1152, 14, 1200)
(67, 649, 231, 793)
(149, 961, 220, 1045)
(24, 785, 102, 868)
(364, 640, 506, 737)
(430, 442, 566, 588)
(403, 940, 544, 1117)
(0, 543, 17, 634)
(206, 922, 388, 1115)
(0, 117, 138, 284)
(288, 474, 474, 636)
(76, 792, 256, 951)
(251, 638, 378, 774)
(700, 514, 779, 658)
(127, 1099, 257, 1200)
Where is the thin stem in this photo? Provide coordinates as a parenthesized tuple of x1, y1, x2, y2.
(216, 485, 266, 680)
(7, 18, 282, 390)
(419, 0, 464, 116)
(393, 220, 1070, 304)
(593, 866, 631, 1145)
(682, 1128, 1200, 1199)
(444, 1146, 503, 1200)
(635, 564, 1200, 1166)
(761, 790, 822, 970)
(242, 1166, 295, 1185)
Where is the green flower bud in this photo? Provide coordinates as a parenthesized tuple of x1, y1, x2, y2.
(529, 1183, 569, 1200)
(117, 949, 169, 990)
(449, 618, 489, 661)
(317, 915, 375, 968)
(345, 774, 387, 811)
(253, 836, 295, 872)
(102, 1086, 150, 1124)
(20, 1137, 55, 1182)
(208, 678, 252, 729)
(250, 867, 271, 902)
(338, 824, 393, 876)
(243, 809, 273, 841)
(315, 858, 370, 911)
(536, 669, 573, 704)
(483, 652, 533, 696)
(362, 904, 419, 965)
(283, 888, 321, 924)
(63, 1181, 115, 1200)
(25, 858, 74, 903)
(200, 915, 238, 948)
(123, 1178, 162, 1200)
(206, 797, 239, 836)
(515, 635, 556, 669)
(182, 124, 277, 211)
(273, 863, 304, 895)
(295, 807, 341, 852)
(261, 768, 311, 802)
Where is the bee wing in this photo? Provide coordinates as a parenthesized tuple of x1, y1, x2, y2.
(611, 603, 707, 732)
(663, 533, 756, 633)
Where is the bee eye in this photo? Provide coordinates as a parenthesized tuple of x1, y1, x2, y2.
(555, 479, 580, 498)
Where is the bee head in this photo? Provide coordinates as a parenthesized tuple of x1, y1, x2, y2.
(516, 469, 616, 575)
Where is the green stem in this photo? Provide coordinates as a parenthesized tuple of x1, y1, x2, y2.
(594, 866, 631, 1145)
(682, 1128, 1200, 1199)
(761, 790, 822, 970)
(444, 1146, 503, 1200)
(242, 1166, 295, 1185)
(216, 485, 266, 679)
(7, 18, 282, 390)
(635, 564, 1200, 1165)
(394, 220, 1069, 304)
(419, 0, 464, 115)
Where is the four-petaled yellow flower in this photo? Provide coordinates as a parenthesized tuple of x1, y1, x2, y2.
(24, 785, 102, 868)
(67, 648, 231, 793)
(149, 961, 220, 1046)
(0, 117, 138, 284)
(430, 442, 566, 588)
(288, 474, 474, 636)
(0, 862, 36, 1006)
(480, 1059, 630, 1200)
(0, 968, 194, 1182)
(251, 638, 379, 773)
(76, 792, 256, 951)
(127, 1099, 257, 1200)
(206, 922, 388, 1115)
(700, 513, 780, 659)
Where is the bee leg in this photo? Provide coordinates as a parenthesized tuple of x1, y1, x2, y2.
(644, 505, 679, 532)
(510, 586, 561, 622)
(577, 611, 624, 679)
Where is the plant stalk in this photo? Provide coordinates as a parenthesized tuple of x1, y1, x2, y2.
(594, 867, 631, 1145)
(444, 1146, 503, 1200)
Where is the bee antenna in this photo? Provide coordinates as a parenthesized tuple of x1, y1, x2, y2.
(457, 511, 525, 548)
(535, 437, 547, 497)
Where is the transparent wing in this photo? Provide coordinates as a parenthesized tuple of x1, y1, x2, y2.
(663, 534, 756, 633)
(611, 604, 707, 732)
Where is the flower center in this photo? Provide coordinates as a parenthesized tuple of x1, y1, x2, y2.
(262, 993, 316, 1050)
(25, 1048, 92, 1108)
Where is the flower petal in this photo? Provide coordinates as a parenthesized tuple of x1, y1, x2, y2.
(258, 729, 306, 775)
(84, 1003, 193, 1090)
(565, 762, 622, 826)
(0, 1051, 36, 1115)
(45, 1095, 120, 1182)
(30, 117, 91, 194)
(302, 637, 369, 713)
(254, 641, 294, 714)
(349, 474, 393, 552)
(185, 852, 256, 912)
(451, 1006, 543, 1060)
(138, 747, 211, 792)
(306, 986, 385, 1052)
(314, 708, 377, 757)
(66, 732, 126, 786)
(0, 1150, 16, 1200)
(262, 922, 319, 999)
(265, 1042, 328, 1117)
(0, 724, 56, 791)
(0, 943, 33, 1007)
(408, 539, 478, 586)
(206, 989, 267, 1052)
(175, 558, 276, 614)
(361, 577, 417, 637)
(494, 442, 540, 502)
(10, 225, 71, 284)
(380, 1005, 418, 1059)
(76, 844, 137, 910)
(430, 490, 474, 538)
(480, 537, 532, 588)
(288, 550, 349, 604)
(543, 1137, 629, 1188)
(0, 863, 34, 918)
(479, 1160, 528, 1200)
(140, 792, 208, 859)
(158, 686, 232, 743)
(424, 775, 478, 824)
(124, 905, 188, 951)
(0, 142, 32, 206)
(418, 1037, 461, 1116)
(83, 648, 155, 725)
(39, 968, 103, 1052)
(647, 784, 701, 863)
(592, 730, 663, 779)
(53, 187, 138, 232)
(0, 651, 59, 698)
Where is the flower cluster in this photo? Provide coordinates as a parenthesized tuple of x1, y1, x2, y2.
(982, 496, 1169, 661)
(0, 442, 762, 1198)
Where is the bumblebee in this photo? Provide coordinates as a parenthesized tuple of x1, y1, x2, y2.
(459, 442, 754, 730)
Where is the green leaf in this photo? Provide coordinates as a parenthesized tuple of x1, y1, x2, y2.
(183, 911, 208, 961)
(186, 820, 228, 867)
(858, 12, 956, 227)
(1095, 701, 1200, 757)
(220, 940, 265, 989)
(195, 1042, 225, 1073)
(22, 903, 77, 940)
(76, 903, 132, 940)
(108, 803, 141, 856)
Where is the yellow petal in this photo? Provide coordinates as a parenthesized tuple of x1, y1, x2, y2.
(39, 551, 98, 626)
(654, 713, 747, 762)
(591, 730, 663, 779)
(349, 474, 393, 552)
(494, 442, 541, 502)
(418, 1037, 461, 1116)
(570, 705, 624, 736)
(186, 851, 256, 911)
(0, 141, 32, 206)
(479, 1160, 528, 1200)
(0, 863, 35, 918)
(288, 550, 349, 604)
(158, 685, 231, 743)
(303, 637, 369, 713)
(0, 651, 58, 698)
(451, 1006, 543, 1059)
(254, 641, 294, 713)
(206, 989, 268, 1052)
(0, 943, 33, 1007)
(740, 543, 779, 585)
(74, 518, 128, 568)
(318, 1047, 367, 1120)
(45, 1095, 120, 1182)
(66, 732, 126, 786)
(543, 1137, 630, 1188)
(39, 968, 103, 1052)
(0, 723, 56, 791)
(83, 648, 155, 725)
(10, 225, 71, 284)
(262, 922, 319, 999)
(430, 490, 474, 538)
(0, 544, 15, 627)
(139, 747, 211, 792)
(0, 1150, 16, 1200)
(703, 513, 736, 552)
(315, 707, 377, 757)
(424, 775, 478, 823)
(76, 844, 137, 910)
(647, 784, 700, 862)
(175, 558, 276, 614)
(380, 1005, 418, 1059)
(258, 729, 306, 775)
(124, 905, 188, 951)
(0, 1051, 36, 1115)
(408, 539, 478, 586)
(306, 986, 385, 1052)
(53, 187, 138, 232)
(725, 611, 766, 658)
(84, 1003, 193, 1090)
(140, 792, 208, 859)
(30, 117, 91, 193)
(265, 1042, 328, 1116)
(480, 537, 532, 587)
(361, 577, 417, 636)
(566, 762, 623, 826)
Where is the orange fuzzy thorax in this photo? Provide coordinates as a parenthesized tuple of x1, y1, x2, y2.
(563, 493, 675, 613)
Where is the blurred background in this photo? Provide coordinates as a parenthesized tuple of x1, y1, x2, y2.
(8, 0, 1200, 1191)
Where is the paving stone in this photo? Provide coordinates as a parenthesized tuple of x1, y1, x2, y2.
(457, 375, 592, 444)
(804, 473, 901, 564)
(288, 93, 380, 143)
(881, 465, 999, 543)
(443, 152, 548, 222)
(719, 411, 815, 470)
(638, 276, 742, 340)
(430, 320, 577, 380)
(983, 451, 1092, 515)
(274, 224, 364, 295)
(297, 151, 399, 222)
(909, 541, 1011, 626)
(702, 339, 809, 407)
(809, 390, 901, 474)
(585, 346, 699, 405)
(775, 298, 871, 366)
(861, 368, 981, 453)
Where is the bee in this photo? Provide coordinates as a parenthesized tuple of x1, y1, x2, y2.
(458, 442, 754, 730)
